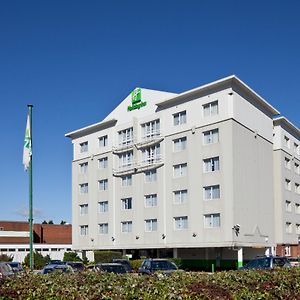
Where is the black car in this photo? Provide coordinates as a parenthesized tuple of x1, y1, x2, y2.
(65, 261, 85, 272)
(40, 264, 73, 275)
(112, 259, 132, 272)
(240, 256, 291, 270)
(7, 262, 23, 273)
(138, 259, 178, 275)
(95, 263, 127, 274)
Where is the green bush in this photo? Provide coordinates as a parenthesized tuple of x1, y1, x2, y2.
(23, 251, 50, 269)
(63, 251, 82, 262)
(0, 254, 13, 262)
(129, 259, 143, 271)
(94, 250, 122, 263)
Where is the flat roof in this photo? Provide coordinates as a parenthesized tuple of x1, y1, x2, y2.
(273, 116, 300, 140)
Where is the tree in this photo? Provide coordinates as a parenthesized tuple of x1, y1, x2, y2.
(48, 220, 54, 224)
(0, 254, 13, 262)
(60, 220, 66, 225)
(24, 251, 50, 269)
(42, 220, 47, 224)
(63, 251, 82, 262)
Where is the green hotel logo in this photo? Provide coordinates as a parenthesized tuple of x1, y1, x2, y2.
(127, 88, 147, 111)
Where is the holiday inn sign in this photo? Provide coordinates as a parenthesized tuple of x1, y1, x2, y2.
(127, 88, 147, 111)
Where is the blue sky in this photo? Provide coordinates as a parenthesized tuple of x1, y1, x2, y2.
(0, 1, 299, 224)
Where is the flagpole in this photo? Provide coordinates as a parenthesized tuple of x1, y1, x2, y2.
(28, 104, 33, 271)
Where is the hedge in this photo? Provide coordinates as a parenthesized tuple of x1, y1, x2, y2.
(93, 250, 122, 263)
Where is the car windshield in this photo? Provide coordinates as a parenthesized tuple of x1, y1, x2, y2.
(152, 261, 177, 270)
(100, 265, 126, 273)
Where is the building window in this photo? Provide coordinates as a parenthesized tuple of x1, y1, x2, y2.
(296, 224, 300, 234)
(141, 119, 160, 139)
(285, 179, 291, 191)
(204, 185, 220, 200)
(118, 127, 133, 146)
(295, 183, 300, 194)
(173, 163, 187, 177)
(79, 162, 88, 174)
(121, 175, 132, 186)
(119, 151, 133, 168)
(98, 157, 108, 169)
(121, 221, 132, 233)
(99, 179, 108, 191)
(145, 169, 157, 182)
(99, 201, 108, 213)
(203, 101, 218, 117)
(79, 183, 88, 194)
(284, 136, 290, 148)
(294, 143, 299, 155)
(142, 145, 161, 164)
(285, 222, 292, 234)
(203, 157, 220, 172)
(285, 200, 292, 212)
(80, 142, 88, 153)
(145, 194, 157, 207)
(295, 203, 300, 214)
(99, 223, 108, 234)
(203, 129, 219, 145)
(121, 198, 132, 210)
(173, 111, 186, 126)
(145, 219, 157, 232)
(173, 137, 187, 152)
(99, 135, 108, 147)
(80, 225, 88, 236)
(79, 204, 88, 215)
(295, 163, 300, 175)
(284, 157, 291, 169)
(174, 216, 188, 230)
(204, 213, 221, 228)
(173, 190, 188, 204)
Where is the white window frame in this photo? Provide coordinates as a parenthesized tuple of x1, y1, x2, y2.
(99, 179, 108, 191)
(80, 225, 88, 236)
(284, 136, 290, 148)
(121, 175, 132, 186)
(121, 221, 132, 233)
(173, 137, 187, 152)
(203, 185, 220, 200)
(145, 194, 157, 207)
(145, 219, 157, 232)
(284, 157, 291, 169)
(118, 127, 133, 146)
(99, 135, 108, 148)
(98, 157, 108, 169)
(203, 157, 220, 173)
(285, 179, 291, 191)
(99, 223, 108, 234)
(294, 142, 299, 155)
(99, 201, 109, 213)
(145, 169, 157, 182)
(121, 198, 132, 210)
(174, 216, 188, 230)
(173, 163, 187, 177)
(203, 128, 219, 145)
(295, 183, 300, 194)
(204, 213, 221, 228)
(79, 162, 88, 174)
(295, 203, 300, 214)
(203, 101, 218, 117)
(295, 162, 300, 175)
(173, 111, 186, 126)
(296, 224, 300, 234)
(142, 145, 161, 164)
(141, 119, 160, 139)
(79, 204, 88, 215)
(285, 200, 292, 212)
(79, 183, 88, 194)
(119, 151, 133, 168)
(173, 190, 188, 204)
(285, 222, 292, 234)
(80, 141, 88, 153)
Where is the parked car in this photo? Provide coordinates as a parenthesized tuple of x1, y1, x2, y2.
(288, 257, 300, 267)
(138, 259, 178, 275)
(0, 262, 15, 279)
(40, 264, 73, 275)
(65, 261, 85, 272)
(95, 263, 127, 274)
(112, 259, 132, 272)
(7, 262, 23, 273)
(240, 256, 291, 270)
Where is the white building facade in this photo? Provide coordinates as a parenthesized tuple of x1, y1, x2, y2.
(66, 76, 299, 268)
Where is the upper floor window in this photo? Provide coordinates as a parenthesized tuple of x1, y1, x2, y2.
(79, 162, 88, 174)
(284, 136, 290, 148)
(285, 179, 291, 191)
(99, 201, 108, 213)
(294, 143, 299, 155)
(119, 151, 133, 168)
(79, 204, 88, 215)
(284, 157, 291, 169)
(204, 213, 220, 228)
(121, 198, 132, 210)
(203, 157, 220, 172)
(145, 169, 157, 182)
(99, 223, 108, 234)
(203, 129, 219, 145)
(98, 157, 108, 169)
(145, 194, 157, 207)
(295, 183, 300, 194)
(285, 222, 292, 234)
(121, 175, 132, 186)
(141, 119, 160, 139)
(296, 224, 300, 234)
(99, 179, 108, 191)
(79, 183, 88, 194)
(203, 101, 218, 117)
(118, 127, 133, 146)
(145, 219, 157, 232)
(203, 185, 220, 200)
(285, 200, 292, 212)
(295, 203, 300, 214)
(295, 162, 300, 175)
(80, 141, 88, 153)
(99, 135, 108, 148)
(173, 163, 187, 177)
(142, 145, 160, 164)
(173, 189, 188, 204)
(80, 225, 88, 236)
(174, 216, 188, 230)
(173, 111, 186, 126)
(121, 221, 132, 233)
(173, 137, 187, 152)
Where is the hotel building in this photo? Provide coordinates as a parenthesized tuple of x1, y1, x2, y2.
(66, 75, 300, 267)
